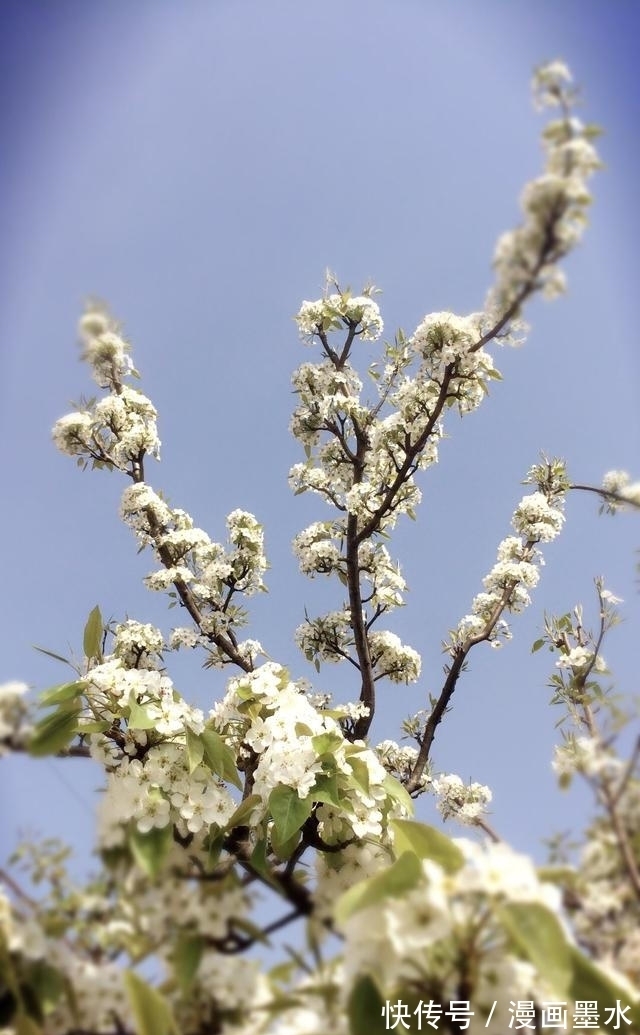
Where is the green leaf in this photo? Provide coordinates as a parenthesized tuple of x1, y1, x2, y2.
(250, 838, 275, 882)
(15, 1016, 43, 1035)
(270, 825, 301, 862)
(226, 793, 261, 830)
(347, 974, 387, 1035)
(232, 916, 270, 945)
(310, 773, 343, 808)
(268, 960, 296, 985)
(497, 902, 572, 996)
(127, 695, 156, 731)
(568, 946, 640, 1028)
(33, 645, 70, 666)
(77, 719, 112, 734)
(124, 971, 176, 1035)
(193, 828, 220, 873)
(536, 865, 577, 886)
(335, 851, 422, 925)
(83, 606, 103, 662)
(201, 728, 242, 789)
(346, 755, 370, 795)
(172, 933, 203, 992)
(382, 773, 413, 816)
(295, 722, 315, 737)
(28, 960, 65, 1013)
(185, 730, 205, 774)
(28, 705, 81, 757)
(128, 823, 173, 879)
(312, 731, 345, 757)
(531, 638, 545, 653)
(269, 785, 313, 843)
(391, 820, 464, 874)
(39, 681, 87, 706)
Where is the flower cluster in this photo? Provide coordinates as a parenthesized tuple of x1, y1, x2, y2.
(0, 681, 30, 752)
(451, 464, 566, 650)
(295, 288, 383, 342)
(376, 738, 430, 790)
(431, 772, 493, 824)
(552, 735, 621, 782)
(211, 662, 411, 846)
(487, 60, 600, 322)
(540, 587, 640, 987)
(410, 311, 499, 415)
(121, 488, 267, 605)
(119, 482, 267, 662)
(78, 305, 137, 385)
(295, 610, 420, 684)
(338, 836, 566, 1033)
(52, 308, 159, 472)
(368, 630, 421, 684)
(3, 60, 637, 1035)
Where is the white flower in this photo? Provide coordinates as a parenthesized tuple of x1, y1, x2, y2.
(52, 411, 95, 456)
(555, 645, 606, 673)
(0, 681, 30, 745)
(432, 773, 492, 824)
(295, 292, 383, 342)
(512, 491, 564, 542)
(368, 630, 421, 684)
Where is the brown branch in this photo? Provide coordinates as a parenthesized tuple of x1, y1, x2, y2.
(569, 483, 640, 511)
(347, 516, 377, 740)
(127, 462, 253, 673)
(473, 816, 502, 844)
(611, 734, 640, 808)
(574, 596, 640, 902)
(0, 867, 38, 909)
(406, 583, 517, 793)
(356, 369, 454, 545)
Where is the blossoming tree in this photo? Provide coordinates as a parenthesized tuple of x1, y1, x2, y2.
(1, 62, 639, 1035)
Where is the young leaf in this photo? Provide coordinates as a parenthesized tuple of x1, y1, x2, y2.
(204, 828, 225, 871)
(250, 838, 275, 883)
(310, 772, 343, 808)
(226, 793, 261, 830)
(347, 974, 387, 1035)
(27, 960, 66, 1013)
(15, 1016, 43, 1035)
(124, 971, 176, 1035)
(346, 755, 370, 794)
(269, 785, 313, 843)
(33, 645, 70, 666)
(200, 728, 242, 789)
(127, 696, 156, 731)
(335, 851, 423, 924)
(382, 773, 413, 816)
(497, 901, 572, 997)
(295, 722, 315, 737)
(83, 606, 103, 662)
(76, 719, 112, 734)
(172, 933, 204, 992)
(568, 946, 640, 1029)
(185, 730, 205, 774)
(270, 825, 301, 862)
(39, 681, 87, 706)
(28, 705, 81, 757)
(391, 820, 464, 874)
(128, 823, 173, 879)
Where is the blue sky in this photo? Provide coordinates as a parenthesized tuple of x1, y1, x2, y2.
(1, 0, 638, 878)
